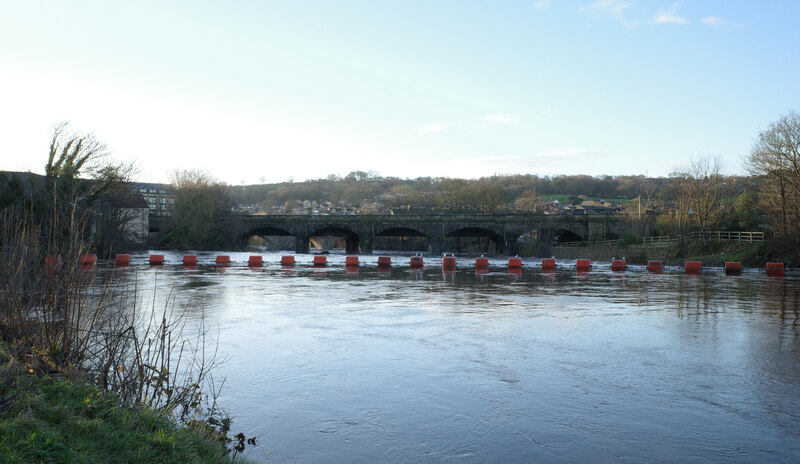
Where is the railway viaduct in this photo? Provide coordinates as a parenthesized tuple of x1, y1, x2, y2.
(231, 213, 626, 255)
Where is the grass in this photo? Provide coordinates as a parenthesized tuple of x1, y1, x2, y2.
(0, 354, 237, 464)
(678, 241, 779, 267)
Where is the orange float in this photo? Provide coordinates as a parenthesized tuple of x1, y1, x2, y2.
(766, 262, 784, 276)
(576, 259, 591, 271)
(610, 259, 626, 271)
(647, 260, 663, 272)
(685, 261, 702, 274)
(724, 261, 742, 275)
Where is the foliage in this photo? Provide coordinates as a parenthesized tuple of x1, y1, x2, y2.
(166, 170, 232, 249)
(667, 155, 729, 240)
(0, 207, 249, 458)
(1, 122, 139, 255)
(514, 188, 543, 213)
(619, 232, 638, 247)
(748, 111, 800, 241)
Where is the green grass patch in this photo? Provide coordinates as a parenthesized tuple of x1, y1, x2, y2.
(0, 371, 237, 464)
(677, 241, 775, 267)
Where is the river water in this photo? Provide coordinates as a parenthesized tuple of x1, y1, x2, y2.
(109, 252, 800, 463)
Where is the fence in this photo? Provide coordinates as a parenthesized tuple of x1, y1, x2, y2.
(554, 231, 764, 248)
(555, 236, 674, 248)
(686, 231, 765, 242)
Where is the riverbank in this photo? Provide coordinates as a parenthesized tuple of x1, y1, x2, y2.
(0, 342, 240, 463)
(550, 240, 792, 268)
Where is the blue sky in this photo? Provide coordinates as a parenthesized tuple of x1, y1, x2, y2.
(1, 1, 798, 184)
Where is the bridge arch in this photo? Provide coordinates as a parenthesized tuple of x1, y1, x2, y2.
(246, 226, 293, 237)
(446, 227, 507, 254)
(537, 227, 581, 244)
(374, 227, 428, 252)
(245, 226, 296, 251)
(308, 226, 360, 253)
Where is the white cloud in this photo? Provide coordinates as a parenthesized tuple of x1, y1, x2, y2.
(484, 114, 518, 123)
(533, 0, 551, 10)
(653, 12, 688, 24)
(701, 16, 725, 28)
(579, 0, 637, 28)
(418, 123, 447, 135)
(580, 0, 633, 18)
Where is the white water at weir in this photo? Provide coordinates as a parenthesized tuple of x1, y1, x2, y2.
(107, 253, 800, 463)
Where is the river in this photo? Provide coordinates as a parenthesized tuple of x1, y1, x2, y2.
(108, 252, 800, 463)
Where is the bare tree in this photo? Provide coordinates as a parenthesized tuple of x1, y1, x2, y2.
(672, 155, 728, 240)
(514, 188, 543, 213)
(747, 111, 800, 239)
(166, 169, 231, 249)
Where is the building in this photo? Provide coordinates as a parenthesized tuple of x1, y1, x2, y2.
(133, 182, 175, 216)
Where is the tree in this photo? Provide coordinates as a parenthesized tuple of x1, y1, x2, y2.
(748, 111, 800, 240)
(166, 169, 231, 249)
(91, 160, 144, 254)
(672, 155, 728, 240)
(514, 188, 543, 213)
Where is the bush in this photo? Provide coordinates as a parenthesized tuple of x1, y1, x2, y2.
(619, 233, 638, 247)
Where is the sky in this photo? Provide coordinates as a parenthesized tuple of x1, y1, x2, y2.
(1, 0, 798, 185)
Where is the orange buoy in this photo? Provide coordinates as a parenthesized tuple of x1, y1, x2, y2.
(442, 256, 456, 270)
(576, 259, 591, 271)
(685, 261, 702, 274)
(80, 254, 97, 266)
(281, 255, 295, 266)
(345, 256, 359, 267)
(766, 262, 784, 276)
(610, 259, 626, 271)
(248, 255, 263, 267)
(377, 256, 391, 267)
(410, 255, 424, 268)
(475, 257, 489, 269)
(541, 258, 556, 271)
(508, 257, 522, 268)
(115, 254, 130, 266)
(149, 254, 165, 265)
(183, 255, 198, 266)
(647, 260, 663, 272)
(724, 261, 742, 275)
(216, 255, 231, 265)
(313, 255, 327, 267)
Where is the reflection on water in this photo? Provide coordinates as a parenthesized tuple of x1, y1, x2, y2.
(105, 253, 800, 463)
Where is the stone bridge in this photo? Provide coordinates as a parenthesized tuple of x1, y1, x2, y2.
(234, 213, 625, 255)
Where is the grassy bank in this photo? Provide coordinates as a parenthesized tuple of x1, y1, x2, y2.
(0, 359, 236, 463)
(0, 334, 243, 464)
(550, 240, 793, 268)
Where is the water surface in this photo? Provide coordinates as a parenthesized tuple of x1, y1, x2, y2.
(111, 253, 800, 463)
